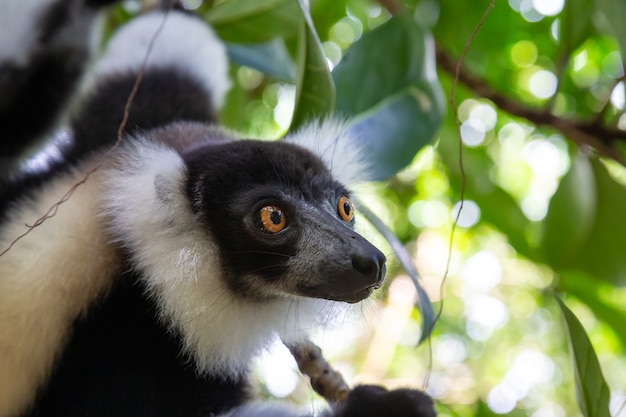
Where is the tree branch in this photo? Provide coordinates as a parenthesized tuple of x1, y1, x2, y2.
(435, 47, 626, 165)
(373, 0, 626, 164)
(376, 0, 407, 15)
(286, 340, 350, 405)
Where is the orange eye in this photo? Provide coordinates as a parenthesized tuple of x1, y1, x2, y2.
(260, 205, 287, 233)
(337, 196, 355, 222)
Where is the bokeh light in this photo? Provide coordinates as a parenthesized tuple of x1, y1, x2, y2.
(532, 0, 563, 16)
(528, 70, 557, 99)
(209, 0, 626, 415)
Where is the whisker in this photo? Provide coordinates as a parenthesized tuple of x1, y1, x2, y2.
(222, 250, 320, 267)
(222, 250, 292, 258)
(181, 289, 230, 326)
(288, 298, 300, 331)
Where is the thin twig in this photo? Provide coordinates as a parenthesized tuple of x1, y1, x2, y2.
(374, 0, 495, 390)
(422, 0, 495, 389)
(1, 1, 177, 257)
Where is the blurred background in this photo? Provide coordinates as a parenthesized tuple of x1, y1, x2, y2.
(107, 0, 626, 415)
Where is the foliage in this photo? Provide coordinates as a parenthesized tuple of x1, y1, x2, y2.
(555, 294, 611, 417)
(112, 0, 626, 415)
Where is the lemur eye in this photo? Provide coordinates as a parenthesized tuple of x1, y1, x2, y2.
(260, 205, 287, 233)
(337, 196, 355, 222)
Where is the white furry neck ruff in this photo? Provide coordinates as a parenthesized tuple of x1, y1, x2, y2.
(101, 139, 343, 377)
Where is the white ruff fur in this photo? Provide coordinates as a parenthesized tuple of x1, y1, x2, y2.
(0, 165, 122, 417)
(285, 119, 370, 185)
(218, 402, 304, 417)
(102, 139, 342, 377)
(89, 11, 230, 110)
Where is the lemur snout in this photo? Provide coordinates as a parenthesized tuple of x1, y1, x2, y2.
(332, 241, 387, 303)
(351, 250, 386, 289)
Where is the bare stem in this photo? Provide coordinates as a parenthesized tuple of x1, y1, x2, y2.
(435, 47, 626, 165)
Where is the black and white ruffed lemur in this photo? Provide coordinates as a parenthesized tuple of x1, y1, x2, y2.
(0, 1, 437, 416)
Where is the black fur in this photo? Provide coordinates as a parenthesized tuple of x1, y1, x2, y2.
(69, 68, 218, 162)
(25, 275, 249, 417)
(0, 0, 104, 162)
(0, 2, 436, 416)
(0, 68, 217, 226)
(184, 140, 386, 302)
(38, 0, 74, 43)
(184, 141, 343, 294)
(336, 386, 437, 417)
(0, 51, 89, 162)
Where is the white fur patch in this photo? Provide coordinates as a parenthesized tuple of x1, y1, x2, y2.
(102, 138, 344, 377)
(90, 11, 230, 110)
(0, 0, 102, 68)
(0, 0, 57, 65)
(284, 119, 370, 185)
(0, 164, 122, 417)
(218, 402, 303, 417)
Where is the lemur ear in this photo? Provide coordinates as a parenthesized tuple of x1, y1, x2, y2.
(284, 119, 371, 186)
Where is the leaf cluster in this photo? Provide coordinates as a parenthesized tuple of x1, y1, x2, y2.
(107, 0, 626, 415)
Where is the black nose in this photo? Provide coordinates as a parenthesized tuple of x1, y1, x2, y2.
(351, 250, 386, 287)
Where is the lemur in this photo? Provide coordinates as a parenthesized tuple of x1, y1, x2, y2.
(0, 1, 437, 416)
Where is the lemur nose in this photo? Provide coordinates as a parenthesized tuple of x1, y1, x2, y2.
(351, 251, 386, 286)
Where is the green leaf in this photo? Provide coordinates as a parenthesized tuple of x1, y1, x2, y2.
(565, 159, 626, 284)
(558, 270, 626, 348)
(554, 294, 611, 417)
(333, 14, 444, 116)
(354, 198, 435, 344)
(310, 0, 347, 42)
(540, 155, 626, 284)
(207, 0, 300, 43)
(595, 0, 626, 60)
(346, 86, 441, 181)
(540, 153, 596, 268)
(226, 40, 296, 81)
(289, 0, 335, 129)
(332, 14, 445, 179)
(558, 0, 594, 60)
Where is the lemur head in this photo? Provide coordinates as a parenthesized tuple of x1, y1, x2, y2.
(183, 139, 386, 304)
(102, 121, 386, 372)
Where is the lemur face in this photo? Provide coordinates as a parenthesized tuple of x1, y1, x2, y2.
(184, 140, 386, 303)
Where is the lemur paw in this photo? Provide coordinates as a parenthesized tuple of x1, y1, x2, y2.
(334, 385, 436, 417)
